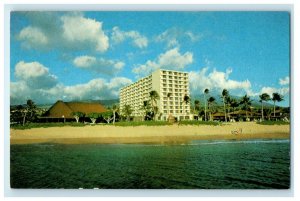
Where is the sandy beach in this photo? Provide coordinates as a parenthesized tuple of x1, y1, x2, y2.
(10, 122, 290, 144)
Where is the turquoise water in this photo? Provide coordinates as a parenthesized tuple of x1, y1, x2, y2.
(10, 139, 290, 189)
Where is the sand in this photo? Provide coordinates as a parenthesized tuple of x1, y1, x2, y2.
(10, 122, 290, 145)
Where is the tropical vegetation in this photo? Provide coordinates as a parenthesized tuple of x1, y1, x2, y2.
(259, 93, 271, 121)
(203, 88, 209, 121)
(10, 88, 289, 129)
(272, 93, 284, 118)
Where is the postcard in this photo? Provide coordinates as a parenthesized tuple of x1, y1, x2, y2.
(9, 10, 290, 190)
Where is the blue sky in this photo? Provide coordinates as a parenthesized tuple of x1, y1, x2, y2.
(10, 11, 290, 106)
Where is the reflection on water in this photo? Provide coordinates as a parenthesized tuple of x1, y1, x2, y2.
(10, 139, 290, 189)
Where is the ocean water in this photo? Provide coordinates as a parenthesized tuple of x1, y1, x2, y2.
(10, 139, 290, 189)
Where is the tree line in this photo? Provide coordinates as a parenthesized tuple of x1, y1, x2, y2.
(10, 90, 286, 126)
(196, 88, 285, 122)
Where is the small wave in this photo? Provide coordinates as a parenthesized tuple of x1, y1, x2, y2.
(190, 139, 289, 146)
(104, 139, 289, 147)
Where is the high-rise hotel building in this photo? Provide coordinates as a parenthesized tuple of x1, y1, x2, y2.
(120, 69, 191, 121)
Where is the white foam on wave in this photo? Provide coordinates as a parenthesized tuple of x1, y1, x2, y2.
(115, 139, 290, 147)
(190, 139, 290, 146)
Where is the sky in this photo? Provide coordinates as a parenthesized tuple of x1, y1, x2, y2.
(10, 11, 290, 106)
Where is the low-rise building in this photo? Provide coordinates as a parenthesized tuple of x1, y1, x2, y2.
(41, 101, 107, 122)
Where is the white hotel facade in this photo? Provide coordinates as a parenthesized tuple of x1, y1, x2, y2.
(120, 69, 192, 121)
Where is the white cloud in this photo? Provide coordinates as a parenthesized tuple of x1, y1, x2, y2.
(18, 26, 48, 48)
(156, 28, 203, 48)
(17, 12, 109, 52)
(64, 77, 132, 101)
(189, 67, 254, 96)
(11, 76, 132, 105)
(156, 28, 180, 48)
(111, 26, 148, 49)
(73, 55, 125, 75)
(185, 31, 202, 42)
(279, 76, 289, 86)
(61, 14, 109, 52)
(14, 61, 58, 89)
(260, 87, 289, 96)
(132, 48, 193, 77)
(11, 60, 132, 104)
(73, 56, 97, 68)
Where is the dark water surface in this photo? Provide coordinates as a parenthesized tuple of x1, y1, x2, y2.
(10, 139, 290, 189)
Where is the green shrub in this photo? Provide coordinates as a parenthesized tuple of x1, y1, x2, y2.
(178, 120, 221, 126)
(256, 121, 290, 125)
(114, 121, 172, 127)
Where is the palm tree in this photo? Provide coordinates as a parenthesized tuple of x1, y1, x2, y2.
(229, 98, 239, 122)
(122, 104, 133, 121)
(183, 94, 190, 117)
(149, 90, 160, 120)
(141, 100, 150, 120)
(240, 94, 252, 120)
(204, 89, 209, 121)
(225, 95, 232, 121)
(230, 98, 239, 112)
(259, 93, 271, 121)
(272, 93, 284, 118)
(207, 96, 216, 121)
(221, 89, 229, 122)
(194, 100, 200, 114)
(26, 100, 36, 118)
(167, 92, 172, 116)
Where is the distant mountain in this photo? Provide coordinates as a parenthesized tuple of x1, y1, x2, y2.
(86, 99, 119, 108)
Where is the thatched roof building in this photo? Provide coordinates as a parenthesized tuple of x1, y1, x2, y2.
(44, 101, 107, 118)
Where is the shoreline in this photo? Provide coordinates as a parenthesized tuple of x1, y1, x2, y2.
(10, 122, 290, 145)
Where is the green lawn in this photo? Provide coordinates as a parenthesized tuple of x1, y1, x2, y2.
(11, 120, 290, 130)
(10, 120, 224, 129)
(256, 121, 290, 125)
(177, 120, 221, 126)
